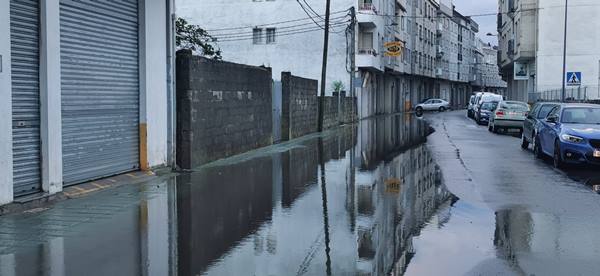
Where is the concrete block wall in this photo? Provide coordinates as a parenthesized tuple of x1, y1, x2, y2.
(176, 50, 273, 169)
(281, 72, 318, 141)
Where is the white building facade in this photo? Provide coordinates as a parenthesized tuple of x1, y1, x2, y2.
(0, 0, 176, 205)
(178, 0, 491, 117)
(498, 0, 600, 102)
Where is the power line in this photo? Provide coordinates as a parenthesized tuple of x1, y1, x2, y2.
(296, 0, 326, 29)
(214, 21, 350, 42)
(357, 8, 539, 20)
(202, 9, 350, 32)
(213, 21, 349, 40)
(303, 0, 324, 20)
(210, 14, 349, 36)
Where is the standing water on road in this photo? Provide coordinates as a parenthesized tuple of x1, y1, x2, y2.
(0, 114, 458, 276)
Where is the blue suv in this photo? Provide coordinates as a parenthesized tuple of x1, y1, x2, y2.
(534, 103, 600, 168)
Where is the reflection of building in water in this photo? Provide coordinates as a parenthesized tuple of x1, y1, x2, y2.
(354, 142, 453, 276)
(0, 180, 178, 276)
(356, 114, 431, 171)
(177, 126, 355, 276)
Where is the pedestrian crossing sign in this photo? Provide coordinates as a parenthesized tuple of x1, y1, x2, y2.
(566, 72, 582, 86)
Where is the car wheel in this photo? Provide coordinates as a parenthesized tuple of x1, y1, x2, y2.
(521, 134, 530, 149)
(439, 106, 446, 112)
(492, 125, 499, 133)
(533, 136, 543, 159)
(416, 107, 423, 113)
(553, 140, 564, 169)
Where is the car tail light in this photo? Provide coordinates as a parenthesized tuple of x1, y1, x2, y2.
(496, 110, 505, 117)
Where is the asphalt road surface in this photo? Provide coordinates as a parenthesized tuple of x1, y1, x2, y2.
(418, 110, 600, 276)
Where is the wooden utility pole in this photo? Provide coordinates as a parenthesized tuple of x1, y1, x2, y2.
(349, 7, 356, 121)
(318, 0, 332, 132)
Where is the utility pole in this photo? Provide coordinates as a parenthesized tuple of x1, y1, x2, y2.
(318, 0, 331, 132)
(349, 7, 356, 121)
(561, 0, 569, 102)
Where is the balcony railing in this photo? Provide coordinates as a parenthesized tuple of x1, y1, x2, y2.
(358, 49, 378, 56)
(359, 3, 377, 14)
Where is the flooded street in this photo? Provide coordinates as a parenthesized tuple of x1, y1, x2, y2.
(1, 112, 600, 275)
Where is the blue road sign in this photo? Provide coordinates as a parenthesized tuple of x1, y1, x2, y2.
(566, 72, 582, 86)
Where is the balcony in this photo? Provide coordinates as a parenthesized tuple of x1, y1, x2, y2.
(357, 48, 383, 71)
(357, 4, 379, 28)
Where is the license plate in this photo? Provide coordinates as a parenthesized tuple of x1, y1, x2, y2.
(594, 150, 600, 158)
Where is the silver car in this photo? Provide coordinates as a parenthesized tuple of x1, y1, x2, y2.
(488, 101, 530, 133)
(415, 99, 450, 112)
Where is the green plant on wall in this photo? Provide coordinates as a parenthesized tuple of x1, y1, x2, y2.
(176, 17, 222, 60)
(332, 81, 345, 94)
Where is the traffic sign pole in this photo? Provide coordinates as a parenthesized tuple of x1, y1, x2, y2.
(561, 0, 569, 102)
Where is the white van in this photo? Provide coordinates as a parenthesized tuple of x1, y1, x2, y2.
(473, 93, 503, 119)
(468, 92, 484, 118)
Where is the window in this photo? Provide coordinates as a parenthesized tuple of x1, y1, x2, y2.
(359, 32, 373, 50)
(537, 105, 558, 119)
(266, 28, 276, 44)
(253, 28, 262, 44)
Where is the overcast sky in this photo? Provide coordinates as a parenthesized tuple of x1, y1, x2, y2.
(452, 0, 498, 46)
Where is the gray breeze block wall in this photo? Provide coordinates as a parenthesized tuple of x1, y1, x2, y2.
(281, 72, 319, 141)
(176, 50, 273, 169)
(321, 91, 358, 130)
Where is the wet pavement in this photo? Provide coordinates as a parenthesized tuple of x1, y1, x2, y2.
(1, 111, 600, 275)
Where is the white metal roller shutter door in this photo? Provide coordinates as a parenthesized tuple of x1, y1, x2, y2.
(10, 0, 42, 196)
(60, 0, 140, 185)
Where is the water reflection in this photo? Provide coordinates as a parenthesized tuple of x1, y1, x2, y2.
(176, 114, 450, 275)
(0, 114, 453, 276)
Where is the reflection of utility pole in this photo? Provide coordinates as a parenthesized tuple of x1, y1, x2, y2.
(318, 138, 332, 275)
(349, 7, 356, 122)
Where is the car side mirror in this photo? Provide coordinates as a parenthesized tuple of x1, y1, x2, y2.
(546, 115, 558, 124)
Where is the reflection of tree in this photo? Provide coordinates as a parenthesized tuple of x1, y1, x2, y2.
(494, 209, 533, 274)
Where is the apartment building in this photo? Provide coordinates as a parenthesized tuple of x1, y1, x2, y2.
(433, 0, 482, 108)
(180, 0, 488, 117)
(498, 0, 600, 102)
(472, 39, 507, 94)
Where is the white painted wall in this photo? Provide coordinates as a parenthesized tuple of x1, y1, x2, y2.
(0, 0, 14, 204)
(537, 0, 600, 93)
(40, 0, 62, 194)
(140, 0, 170, 168)
(177, 0, 354, 95)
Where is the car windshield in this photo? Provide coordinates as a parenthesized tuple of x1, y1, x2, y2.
(561, 108, 600, 124)
(500, 102, 529, 111)
(481, 102, 497, 111)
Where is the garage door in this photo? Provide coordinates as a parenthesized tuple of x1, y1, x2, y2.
(10, 0, 42, 196)
(60, 0, 140, 185)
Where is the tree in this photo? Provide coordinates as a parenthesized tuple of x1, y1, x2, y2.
(332, 81, 345, 94)
(176, 18, 222, 60)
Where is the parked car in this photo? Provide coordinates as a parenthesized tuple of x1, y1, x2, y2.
(475, 101, 499, 125)
(473, 93, 503, 120)
(488, 101, 530, 133)
(467, 93, 483, 118)
(521, 102, 560, 149)
(415, 99, 450, 112)
(534, 104, 600, 168)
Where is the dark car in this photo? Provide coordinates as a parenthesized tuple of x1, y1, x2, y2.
(475, 101, 499, 125)
(534, 103, 600, 168)
(521, 102, 560, 149)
